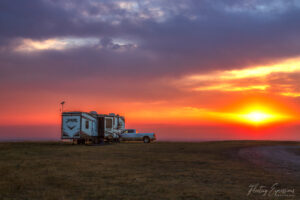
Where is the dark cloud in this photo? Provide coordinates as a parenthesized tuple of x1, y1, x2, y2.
(1, 0, 300, 102)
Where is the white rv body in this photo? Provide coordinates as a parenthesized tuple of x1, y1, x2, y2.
(62, 112, 98, 139)
(61, 111, 125, 143)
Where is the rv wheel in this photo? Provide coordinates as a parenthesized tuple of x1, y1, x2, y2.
(77, 139, 85, 144)
(143, 137, 150, 143)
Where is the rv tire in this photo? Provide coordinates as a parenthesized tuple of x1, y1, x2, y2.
(77, 139, 85, 144)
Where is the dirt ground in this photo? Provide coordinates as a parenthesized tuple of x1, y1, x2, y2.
(239, 145, 300, 178)
(0, 141, 299, 200)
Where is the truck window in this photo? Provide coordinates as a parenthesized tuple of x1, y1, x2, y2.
(85, 120, 89, 129)
(128, 129, 134, 133)
(105, 118, 112, 129)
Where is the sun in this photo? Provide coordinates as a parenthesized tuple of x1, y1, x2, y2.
(244, 111, 271, 123)
(214, 102, 293, 126)
(232, 103, 292, 125)
(239, 105, 290, 125)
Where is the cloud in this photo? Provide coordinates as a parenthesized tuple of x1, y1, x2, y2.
(0, 0, 300, 121)
(12, 37, 138, 52)
(193, 84, 269, 92)
(175, 57, 300, 97)
(14, 38, 98, 52)
(1, 1, 300, 70)
(281, 92, 300, 97)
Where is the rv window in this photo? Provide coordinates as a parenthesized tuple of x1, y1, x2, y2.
(85, 120, 89, 129)
(105, 118, 112, 129)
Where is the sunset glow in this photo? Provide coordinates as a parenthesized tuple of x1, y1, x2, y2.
(1, 0, 300, 141)
(180, 58, 300, 99)
(188, 57, 300, 81)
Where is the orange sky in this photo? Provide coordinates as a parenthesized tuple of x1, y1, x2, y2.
(1, 57, 300, 141)
(1, 0, 300, 141)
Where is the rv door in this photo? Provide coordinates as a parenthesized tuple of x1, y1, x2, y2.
(105, 117, 113, 132)
(98, 117, 105, 139)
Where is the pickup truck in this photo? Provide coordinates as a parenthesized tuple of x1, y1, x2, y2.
(120, 129, 156, 143)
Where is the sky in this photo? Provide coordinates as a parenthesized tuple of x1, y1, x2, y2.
(0, 0, 300, 141)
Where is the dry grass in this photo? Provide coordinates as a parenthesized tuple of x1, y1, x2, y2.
(0, 141, 299, 200)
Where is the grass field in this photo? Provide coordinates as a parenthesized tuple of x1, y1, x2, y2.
(0, 141, 299, 200)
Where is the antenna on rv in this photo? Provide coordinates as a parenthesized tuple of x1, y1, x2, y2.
(60, 101, 65, 113)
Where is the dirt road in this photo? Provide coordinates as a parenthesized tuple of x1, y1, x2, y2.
(239, 145, 300, 178)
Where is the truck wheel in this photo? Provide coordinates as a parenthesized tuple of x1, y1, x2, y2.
(143, 137, 150, 143)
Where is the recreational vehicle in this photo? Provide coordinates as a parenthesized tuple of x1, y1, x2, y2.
(61, 111, 125, 144)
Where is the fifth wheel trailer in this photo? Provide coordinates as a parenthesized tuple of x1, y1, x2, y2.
(61, 111, 125, 144)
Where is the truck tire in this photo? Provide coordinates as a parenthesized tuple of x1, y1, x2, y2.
(143, 137, 150, 143)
